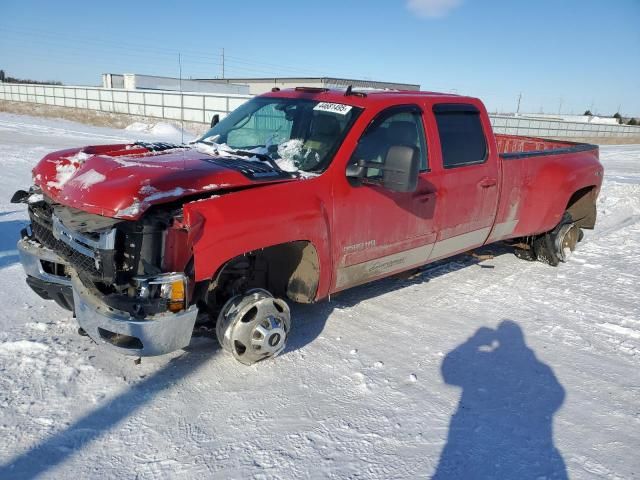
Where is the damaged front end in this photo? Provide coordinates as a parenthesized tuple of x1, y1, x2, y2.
(13, 188, 199, 356)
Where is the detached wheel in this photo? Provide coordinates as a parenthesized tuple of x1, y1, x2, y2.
(216, 289, 291, 365)
(532, 214, 582, 266)
(555, 223, 580, 262)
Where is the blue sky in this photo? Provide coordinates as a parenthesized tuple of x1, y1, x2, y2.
(1, 0, 639, 116)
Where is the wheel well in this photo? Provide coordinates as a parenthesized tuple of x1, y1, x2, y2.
(208, 241, 320, 311)
(566, 186, 598, 229)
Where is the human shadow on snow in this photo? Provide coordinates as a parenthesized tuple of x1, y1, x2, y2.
(432, 320, 568, 480)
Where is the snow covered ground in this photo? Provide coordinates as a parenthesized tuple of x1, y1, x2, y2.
(0, 112, 638, 479)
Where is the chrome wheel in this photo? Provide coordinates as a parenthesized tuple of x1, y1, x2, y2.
(216, 289, 291, 365)
(555, 223, 580, 262)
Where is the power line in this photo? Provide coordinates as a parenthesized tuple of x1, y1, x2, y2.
(0, 24, 333, 78)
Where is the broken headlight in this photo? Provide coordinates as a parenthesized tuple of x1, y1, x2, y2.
(133, 273, 187, 313)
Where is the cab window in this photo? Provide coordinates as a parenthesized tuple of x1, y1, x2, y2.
(350, 106, 428, 176)
(433, 103, 487, 168)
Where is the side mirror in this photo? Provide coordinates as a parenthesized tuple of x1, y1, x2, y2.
(346, 162, 366, 180)
(382, 145, 420, 192)
(210, 114, 220, 128)
(10, 190, 29, 204)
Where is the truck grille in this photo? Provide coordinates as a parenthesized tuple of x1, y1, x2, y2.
(28, 199, 164, 286)
(28, 201, 120, 281)
(30, 214, 103, 278)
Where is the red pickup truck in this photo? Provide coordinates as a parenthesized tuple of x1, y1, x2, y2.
(13, 87, 603, 364)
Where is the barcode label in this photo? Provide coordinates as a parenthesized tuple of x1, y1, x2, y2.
(313, 102, 353, 115)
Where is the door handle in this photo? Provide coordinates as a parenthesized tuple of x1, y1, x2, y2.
(478, 177, 497, 188)
(414, 191, 438, 203)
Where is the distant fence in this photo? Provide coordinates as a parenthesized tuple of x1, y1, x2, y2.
(0, 82, 252, 125)
(2, 82, 639, 139)
(490, 114, 640, 139)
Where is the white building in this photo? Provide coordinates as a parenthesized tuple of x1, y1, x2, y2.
(103, 73, 420, 96)
(196, 77, 421, 95)
(102, 73, 250, 95)
(518, 113, 620, 125)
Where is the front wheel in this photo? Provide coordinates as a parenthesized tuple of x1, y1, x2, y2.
(216, 289, 291, 365)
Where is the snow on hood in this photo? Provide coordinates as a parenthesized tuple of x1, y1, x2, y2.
(194, 140, 320, 178)
(69, 169, 107, 190)
(32, 143, 300, 220)
(115, 186, 196, 218)
(45, 151, 91, 189)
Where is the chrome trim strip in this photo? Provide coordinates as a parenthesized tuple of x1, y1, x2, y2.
(487, 219, 519, 242)
(336, 243, 434, 290)
(429, 227, 491, 260)
(52, 215, 116, 259)
(335, 227, 493, 291)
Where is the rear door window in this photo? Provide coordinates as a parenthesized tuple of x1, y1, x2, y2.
(434, 104, 487, 168)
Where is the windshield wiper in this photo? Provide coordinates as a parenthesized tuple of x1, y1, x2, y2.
(194, 141, 298, 177)
(193, 140, 270, 162)
(234, 149, 272, 163)
(232, 150, 297, 176)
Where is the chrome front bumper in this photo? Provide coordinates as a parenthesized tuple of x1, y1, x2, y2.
(18, 237, 71, 286)
(18, 238, 198, 356)
(71, 274, 198, 356)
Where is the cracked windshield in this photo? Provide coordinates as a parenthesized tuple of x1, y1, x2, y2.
(196, 97, 361, 173)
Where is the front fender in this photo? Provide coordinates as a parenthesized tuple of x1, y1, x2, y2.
(184, 178, 333, 300)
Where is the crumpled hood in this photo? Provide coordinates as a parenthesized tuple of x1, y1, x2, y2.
(32, 143, 295, 220)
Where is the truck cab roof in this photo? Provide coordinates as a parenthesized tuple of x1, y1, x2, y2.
(263, 87, 481, 110)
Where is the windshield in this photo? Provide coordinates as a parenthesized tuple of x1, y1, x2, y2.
(196, 97, 362, 173)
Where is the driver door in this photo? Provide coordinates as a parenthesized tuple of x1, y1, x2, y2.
(331, 105, 439, 291)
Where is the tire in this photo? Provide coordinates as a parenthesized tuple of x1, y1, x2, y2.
(532, 213, 581, 266)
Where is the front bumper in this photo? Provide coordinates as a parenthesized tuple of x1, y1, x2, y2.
(18, 237, 72, 286)
(71, 274, 198, 356)
(18, 237, 199, 356)
(18, 237, 74, 310)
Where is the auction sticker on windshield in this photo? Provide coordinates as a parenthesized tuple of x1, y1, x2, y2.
(313, 102, 353, 115)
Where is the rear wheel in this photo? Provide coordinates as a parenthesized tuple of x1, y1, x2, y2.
(554, 222, 581, 262)
(216, 288, 291, 365)
(514, 213, 582, 266)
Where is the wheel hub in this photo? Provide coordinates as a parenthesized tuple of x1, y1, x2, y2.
(216, 289, 291, 365)
(555, 223, 580, 262)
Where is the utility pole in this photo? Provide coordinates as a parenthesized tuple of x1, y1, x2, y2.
(516, 92, 522, 115)
(221, 48, 225, 79)
(178, 53, 184, 145)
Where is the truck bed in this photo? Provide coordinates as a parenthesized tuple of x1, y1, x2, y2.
(496, 134, 597, 159)
(490, 134, 601, 242)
